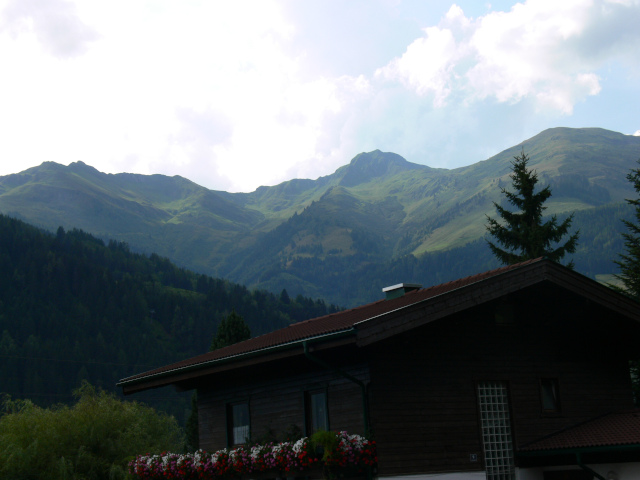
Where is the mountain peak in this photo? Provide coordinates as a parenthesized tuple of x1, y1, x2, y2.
(337, 150, 426, 187)
(67, 160, 102, 175)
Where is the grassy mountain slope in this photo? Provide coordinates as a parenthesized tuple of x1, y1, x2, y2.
(0, 161, 264, 274)
(398, 127, 636, 254)
(230, 128, 636, 259)
(1, 127, 638, 306)
(216, 128, 638, 300)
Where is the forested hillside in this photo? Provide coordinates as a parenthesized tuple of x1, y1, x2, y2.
(1, 127, 638, 306)
(0, 215, 339, 422)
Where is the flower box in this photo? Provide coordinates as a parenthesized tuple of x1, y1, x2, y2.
(129, 431, 377, 480)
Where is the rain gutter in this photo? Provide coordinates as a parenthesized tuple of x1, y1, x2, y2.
(302, 340, 370, 435)
(302, 340, 373, 480)
(117, 329, 356, 390)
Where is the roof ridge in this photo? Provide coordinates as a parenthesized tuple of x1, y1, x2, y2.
(416, 257, 544, 293)
(218, 258, 547, 353)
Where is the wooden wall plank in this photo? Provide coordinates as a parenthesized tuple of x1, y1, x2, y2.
(366, 286, 637, 476)
(196, 282, 637, 478)
(198, 350, 370, 451)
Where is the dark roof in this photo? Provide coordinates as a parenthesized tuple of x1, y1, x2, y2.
(118, 258, 542, 388)
(520, 410, 640, 452)
(117, 257, 640, 392)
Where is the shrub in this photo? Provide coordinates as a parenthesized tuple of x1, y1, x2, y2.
(0, 382, 184, 480)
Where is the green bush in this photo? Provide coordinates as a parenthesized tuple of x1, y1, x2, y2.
(309, 429, 339, 462)
(0, 382, 184, 480)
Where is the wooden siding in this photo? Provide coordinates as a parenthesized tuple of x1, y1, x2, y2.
(191, 281, 638, 477)
(366, 283, 637, 477)
(197, 348, 369, 451)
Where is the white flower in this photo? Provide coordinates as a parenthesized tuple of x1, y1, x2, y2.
(292, 438, 308, 454)
(250, 446, 262, 460)
(212, 448, 228, 464)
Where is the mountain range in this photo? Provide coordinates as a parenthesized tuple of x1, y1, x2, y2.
(1, 127, 639, 307)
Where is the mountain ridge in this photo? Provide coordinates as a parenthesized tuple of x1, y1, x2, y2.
(1, 126, 638, 306)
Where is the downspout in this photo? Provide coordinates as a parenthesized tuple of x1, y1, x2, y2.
(576, 452, 606, 480)
(302, 340, 370, 436)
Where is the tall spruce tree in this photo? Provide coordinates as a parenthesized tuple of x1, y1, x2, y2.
(210, 309, 251, 351)
(613, 160, 640, 300)
(612, 160, 640, 405)
(186, 310, 252, 450)
(486, 149, 579, 266)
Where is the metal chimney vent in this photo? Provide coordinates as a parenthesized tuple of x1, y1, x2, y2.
(382, 283, 422, 300)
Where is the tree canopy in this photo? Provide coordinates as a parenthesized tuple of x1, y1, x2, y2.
(0, 214, 340, 423)
(611, 160, 640, 405)
(210, 309, 251, 351)
(614, 160, 640, 300)
(486, 149, 579, 266)
(186, 310, 252, 450)
(0, 382, 183, 480)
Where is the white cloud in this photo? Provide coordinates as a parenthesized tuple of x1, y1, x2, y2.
(375, 5, 472, 107)
(376, 26, 459, 107)
(634, 130, 640, 136)
(87, 1, 369, 192)
(377, 0, 640, 114)
(0, 1, 639, 192)
(533, 73, 601, 113)
(0, 0, 98, 57)
(0, 0, 361, 192)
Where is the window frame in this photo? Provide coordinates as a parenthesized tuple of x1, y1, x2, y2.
(304, 388, 329, 435)
(476, 380, 516, 480)
(539, 378, 562, 415)
(226, 400, 251, 447)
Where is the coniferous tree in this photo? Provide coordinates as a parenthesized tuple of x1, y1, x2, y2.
(613, 160, 640, 300)
(611, 161, 640, 406)
(486, 149, 579, 266)
(185, 310, 252, 450)
(280, 288, 290, 304)
(210, 309, 251, 351)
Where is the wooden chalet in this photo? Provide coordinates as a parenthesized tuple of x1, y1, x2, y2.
(118, 258, 640, 480)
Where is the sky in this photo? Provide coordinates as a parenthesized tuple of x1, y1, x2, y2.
(0, 0, 639, 193)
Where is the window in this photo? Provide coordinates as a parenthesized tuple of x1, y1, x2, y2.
(305, 390, 328, 434)
(227, 402, 250, 445)
(477, 381, 515, 480)
(540, 378, 561, 413)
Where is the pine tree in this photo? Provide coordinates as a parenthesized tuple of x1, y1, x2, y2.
(486, 149, 579, 266)
(210, 309, 251, 351)
(613, 160, 640, 300)
(612, 161, 640, 406)
(185, 311, 253, 451)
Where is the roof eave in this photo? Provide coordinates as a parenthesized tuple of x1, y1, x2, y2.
(518, 443, 640, 457)
(117, 328, 356, 394)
